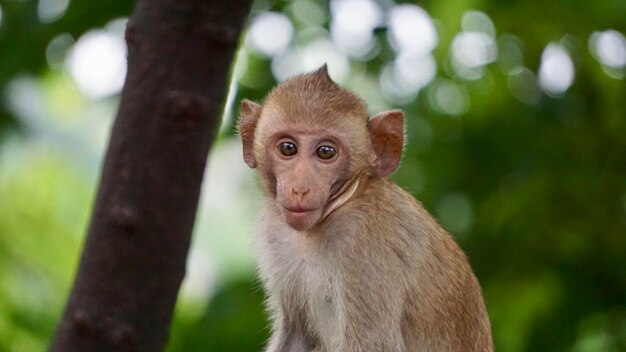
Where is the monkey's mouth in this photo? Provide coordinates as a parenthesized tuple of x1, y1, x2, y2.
(280, 205, 324, 231)
(282, 206, 317, 214)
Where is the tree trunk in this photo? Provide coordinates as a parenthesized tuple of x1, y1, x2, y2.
(50, 0, 250, 350)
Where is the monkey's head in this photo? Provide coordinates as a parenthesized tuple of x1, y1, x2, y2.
(238, 65, 404, 232)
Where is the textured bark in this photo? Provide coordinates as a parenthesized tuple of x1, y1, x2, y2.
(50, 0, 250, 350)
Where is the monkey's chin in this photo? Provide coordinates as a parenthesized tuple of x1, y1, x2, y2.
(281, 207, 323, 232)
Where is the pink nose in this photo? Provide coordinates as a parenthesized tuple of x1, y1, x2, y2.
(292, 187, 310, 197)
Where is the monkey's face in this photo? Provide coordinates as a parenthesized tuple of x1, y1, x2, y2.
(263, 127, 356, 232)
(238, 66, 404, 232)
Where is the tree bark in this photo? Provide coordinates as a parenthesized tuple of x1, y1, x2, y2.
(50, 0, 250, 350)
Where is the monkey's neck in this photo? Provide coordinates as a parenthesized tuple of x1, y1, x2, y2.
(322, 176, 361, 220)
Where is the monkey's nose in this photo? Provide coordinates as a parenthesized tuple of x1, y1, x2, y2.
(292, 187, 310, 198)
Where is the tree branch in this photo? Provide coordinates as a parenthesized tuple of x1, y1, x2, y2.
(50, 0, 250, 350)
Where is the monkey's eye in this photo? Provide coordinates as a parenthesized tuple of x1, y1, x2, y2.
(278, 141, 298, 157)
(316, 145, 337, 160)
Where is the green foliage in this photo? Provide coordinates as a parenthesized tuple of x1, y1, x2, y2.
(0, 0, 132, 132)
(0, 0, 625, 351)
(0, 141, 90, 350)
(167, 276, 269, 352)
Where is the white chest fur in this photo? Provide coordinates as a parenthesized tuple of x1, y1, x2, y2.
(257, 223, 343, 349)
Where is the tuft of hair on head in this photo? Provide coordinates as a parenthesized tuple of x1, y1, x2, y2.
(313, 63, 329, 78)
(291, 63, 337, 93)
(265, 64, 368, 121)
(306, 63, 340, 91)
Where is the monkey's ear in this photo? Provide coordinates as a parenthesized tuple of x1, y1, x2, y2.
(368, 111, 405, 177)
(238, 99, 262, 168)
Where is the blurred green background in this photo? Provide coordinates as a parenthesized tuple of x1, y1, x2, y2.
(1, 0, 625, 351)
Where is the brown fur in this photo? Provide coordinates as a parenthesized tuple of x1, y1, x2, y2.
(238, 66, 493, 352)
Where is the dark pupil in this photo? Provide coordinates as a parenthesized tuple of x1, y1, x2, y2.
(279, 142, 297, 156)
(317, 145, 336, 159)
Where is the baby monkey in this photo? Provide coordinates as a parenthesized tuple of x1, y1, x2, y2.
(238, 65, 493, 352)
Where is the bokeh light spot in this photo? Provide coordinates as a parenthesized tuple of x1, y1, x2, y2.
(46, 33, 75, 70)
(330, 0, 382, 58)
(66, 30, 127, 99)
(380, 53, 436, 103)
(452, 32, 498, 69)
(450, 32, 497, 81)
(37, 0, 70, 23)
(497, 34, 524, 73)
(6, 76, 46, 128)
(331, 0, 382, 34)
(507, 67, 541, 105)
(449, 10, 498, 81)
(272, 39, 350, 84)
(589, 30, 626, 68)
(427, 79, 470, 116)
(387, 4, 438, 56)
(247, 12, 294, 57)
(461, 10, 496, 37)
(538, 43, 575, 96)
(105, 17, 129, 38)
(290, 0, 326, 27)
(589, 29, 626, 79)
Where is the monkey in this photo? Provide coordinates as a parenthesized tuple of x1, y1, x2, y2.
(238, 65, 493, 352)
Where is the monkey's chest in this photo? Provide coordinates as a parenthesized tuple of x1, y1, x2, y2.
(265, 234, 343, 346)
(296, 257, 342, 347)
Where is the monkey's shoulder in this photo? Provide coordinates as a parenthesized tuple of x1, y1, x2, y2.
(343, 178, 442, 233)
(331, 178, 468, 261)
